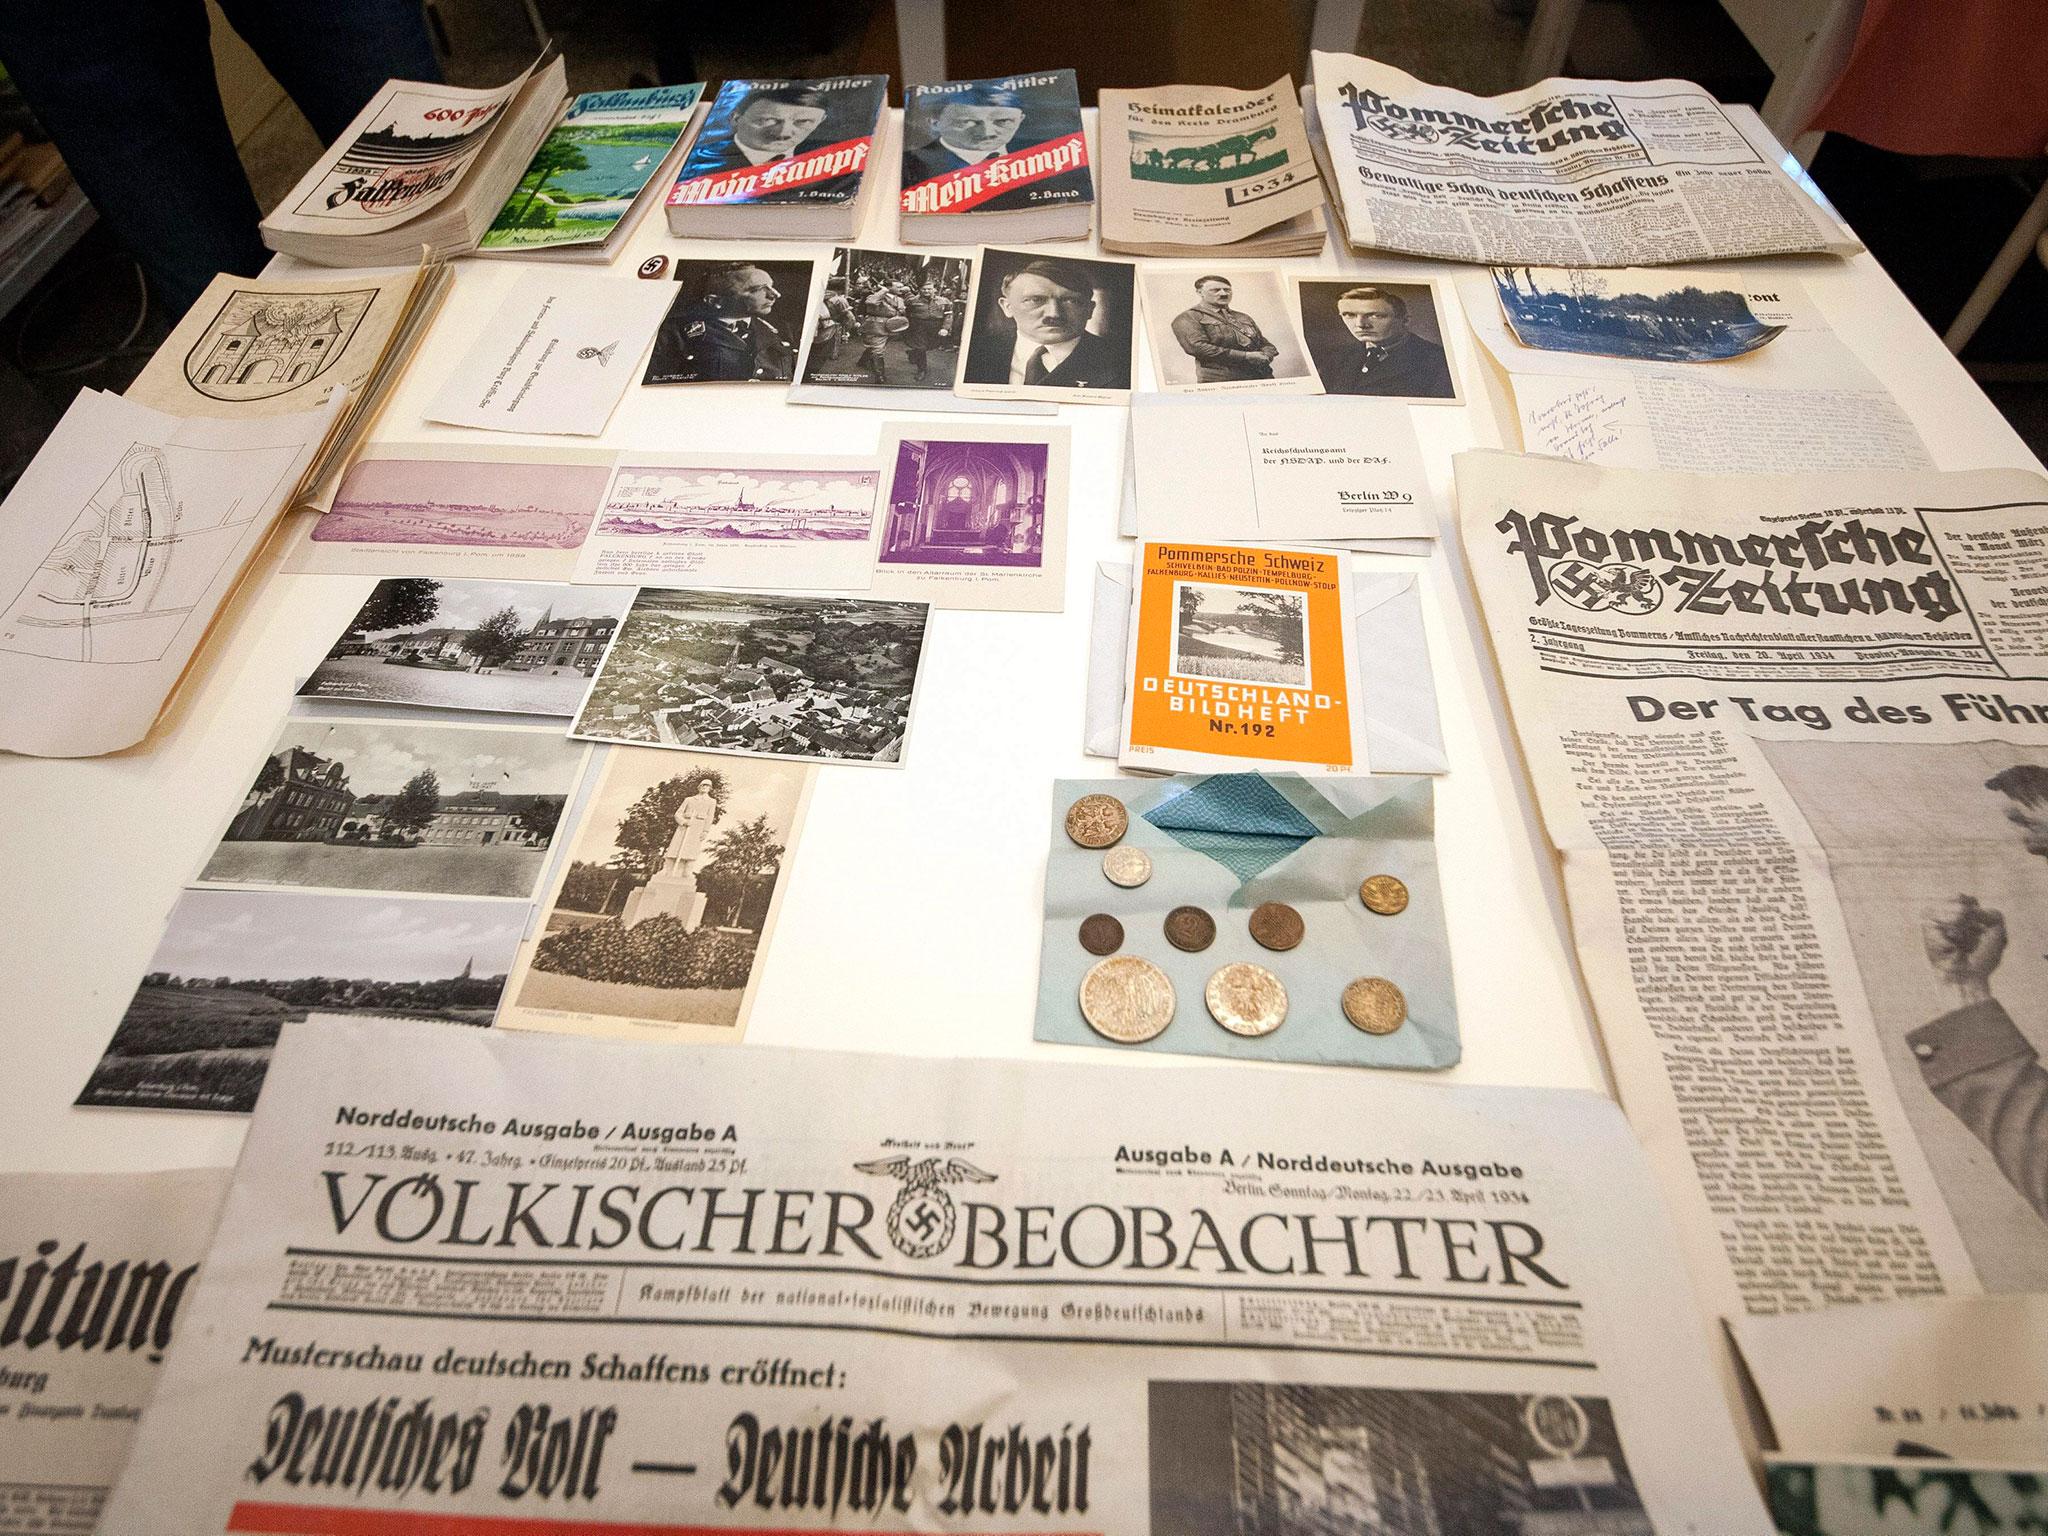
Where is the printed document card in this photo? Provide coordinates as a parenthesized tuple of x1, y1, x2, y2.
(1119, 540, 1362, 775)
(427, 272, 672, 436)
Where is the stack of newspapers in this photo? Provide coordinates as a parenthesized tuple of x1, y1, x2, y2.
(664, 75, 890, 239)
(1099, 79, 1326, 257)
(259, 56, 568, 266)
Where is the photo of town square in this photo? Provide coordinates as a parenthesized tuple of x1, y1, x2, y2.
(572, 589, 929, 764)
(77, 890, 518, 1113)
(197, 718, 584, 898)
(298, 577, 631, 715)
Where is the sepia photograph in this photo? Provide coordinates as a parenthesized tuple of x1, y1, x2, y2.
(297, 578, 631, 716)
(1138, 266, 1316, 393)
(1170, 581, 1309, 687)
(572, 589, 930, 765)
(958, 248, 1136, 400)
(505, 749, 808, 1039)
(1293, 277, 1461, 402)
(313, 454, 610, 550)
(1492, 265, 1786, 363)
(644, 258, 815, 385)
(880, 436, 1049, 568)
(76, 890, 518, 1114)
(196, 717, 585, 900)
(800, 247, 972, 390)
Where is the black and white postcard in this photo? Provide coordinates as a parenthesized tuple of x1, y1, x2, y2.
(956, 247, 1137, 403)
(1492, 264, 1787, 363)
(799, 246, 972, 391)
(194, 716, 587, 900)
(1137, 265, 1318, 394)
(643, 257, 816, 385)
(76, 889, 520, 1114)
(1291, 275, 1461, 403)
(297, 578, 632, 716)
(571, 589, 930, 766)
(501, 748, 812, 1044)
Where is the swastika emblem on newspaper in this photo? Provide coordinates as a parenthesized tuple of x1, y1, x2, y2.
(1546, 558, 1664, 615)
(854, 1154, 997, 1259)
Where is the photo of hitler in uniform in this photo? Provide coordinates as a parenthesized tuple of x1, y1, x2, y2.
(1140, 267, 1315, 392)
(959, 250, 1134, 396)
(902, 76, 1091, 204)
(645, 258, 815, 385)
(1294, 278, 1460, 402)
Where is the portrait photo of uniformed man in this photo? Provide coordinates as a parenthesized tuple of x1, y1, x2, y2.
(959, 249, 1134, 397)
(901, 74, 1091, 207)
(1294, 278, 1460, 402)
(644, 258, 815, 385)
(1140, 267, 1316, 392)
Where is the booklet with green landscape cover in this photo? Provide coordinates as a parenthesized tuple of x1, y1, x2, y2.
(480, 83, 705, 258)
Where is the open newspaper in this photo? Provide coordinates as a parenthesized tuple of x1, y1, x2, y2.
(1306, 52, 1859, 265)
(1456, 452, 2048, 1342)
(100, 1017, 1767, 1532)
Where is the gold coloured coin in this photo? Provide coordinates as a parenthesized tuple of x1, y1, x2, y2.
(1101, 846, 1153, 888)
(1205, 962, 1288, 1037)
(1078, 913, 1125, 956)
(1163, 905, 1217, 952)
(1248, 901, 1305, 952)
(1342, 977, 1407, 1035)
(1064, 794, 1128, 849)
(1079, 956, 1175, 1043)
(1359, 875, 1409, 916)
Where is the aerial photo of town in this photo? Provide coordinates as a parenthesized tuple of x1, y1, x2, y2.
(572, 589, 929, 764)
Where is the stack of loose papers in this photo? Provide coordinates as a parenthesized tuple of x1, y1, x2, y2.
(259, 56, 568, 266)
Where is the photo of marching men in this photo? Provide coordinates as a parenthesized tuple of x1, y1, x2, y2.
(800, 247, 972, 390)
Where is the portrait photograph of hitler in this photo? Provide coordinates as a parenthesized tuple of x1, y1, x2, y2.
(902, 77, 1090, 203)
(957, 248, 1135, 401)
(1293, 277, 1461, 403)
(1754, 737, 2048, 1291)
(645, 258, 816, 385)
(1138, 266, 1317, 394)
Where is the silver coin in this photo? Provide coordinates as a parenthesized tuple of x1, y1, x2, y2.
(1078, 956, 1175, 1044)
(1205, 962, 1287, 1037)
(1101, 846, 1153, 888)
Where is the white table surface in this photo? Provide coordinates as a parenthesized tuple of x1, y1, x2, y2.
(2, 112, 2039, 1178)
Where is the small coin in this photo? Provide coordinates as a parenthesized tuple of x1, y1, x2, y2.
(1205, 962, 1288, 1036)
(1078, 913, 1125, 956)
(1163, 904, 1217, 952)
(1359, 874, 1409, 916)
(1064, 793, 1129, 849)
(1342, 976, 1407, 1035)
(1102, 846, 1153, 888)
(1248, 901, 1305, 952)
(1079, 956, 1175, 1043)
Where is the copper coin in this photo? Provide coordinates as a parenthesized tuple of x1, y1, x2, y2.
(1359, 875, 1409, 916)
(1102, 846, 1153, 888)
(1078, 956, 1175, 1043)
(1248, 901, 1305, 951)
(1205, 963, 1287, 1036)
(1164, 905, 1216, 952)
(1064, 793, 1128, 849)
(1078, 914, 1124, 956)
(1342, 977, 1407, 1035)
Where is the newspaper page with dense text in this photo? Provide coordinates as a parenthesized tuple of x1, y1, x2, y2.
(1307, 53, 1858, 265)
(1457, 451, 2048, 1334)
(101, 1018, 1767, 1533)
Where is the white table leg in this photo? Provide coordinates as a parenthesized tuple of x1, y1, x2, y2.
(1518, 0, 1586, 83)
(1945, 178, 2048, 355)
(1309, 0, 1367, 55)
(894, 0, 948, 87)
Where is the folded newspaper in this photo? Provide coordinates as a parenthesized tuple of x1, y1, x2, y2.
(98, 1017, 1768, 1532)
(1305, 52, 1859, 265)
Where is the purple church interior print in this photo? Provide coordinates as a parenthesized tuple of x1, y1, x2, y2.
(881, 438, 1048, 568)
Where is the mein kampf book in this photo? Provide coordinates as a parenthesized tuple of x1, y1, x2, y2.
(664, 75, 889, 240)
(477, 83, 706, 260)
(259, 55, 569, 267)
(899, 70, 1094, 245)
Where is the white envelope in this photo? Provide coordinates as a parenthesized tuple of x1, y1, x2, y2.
(1085, 562, 1447, 774)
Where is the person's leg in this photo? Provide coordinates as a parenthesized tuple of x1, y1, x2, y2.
(0, 0, 266, 316)
(214, 0, 441, 145)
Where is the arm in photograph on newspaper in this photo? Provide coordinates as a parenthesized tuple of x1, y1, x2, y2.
(97, 1018, 1770, 1534)
(1454, 452, 2048, 1342)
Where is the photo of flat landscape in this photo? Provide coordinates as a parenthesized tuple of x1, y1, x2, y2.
(77, 890, 519, 1114)
(571, 589, 929, 765)
(1170, 581, 1309, 687)
(313, 456, 609, 549)
(597, 465, 879, 542)
(197, 717, 584, 899)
